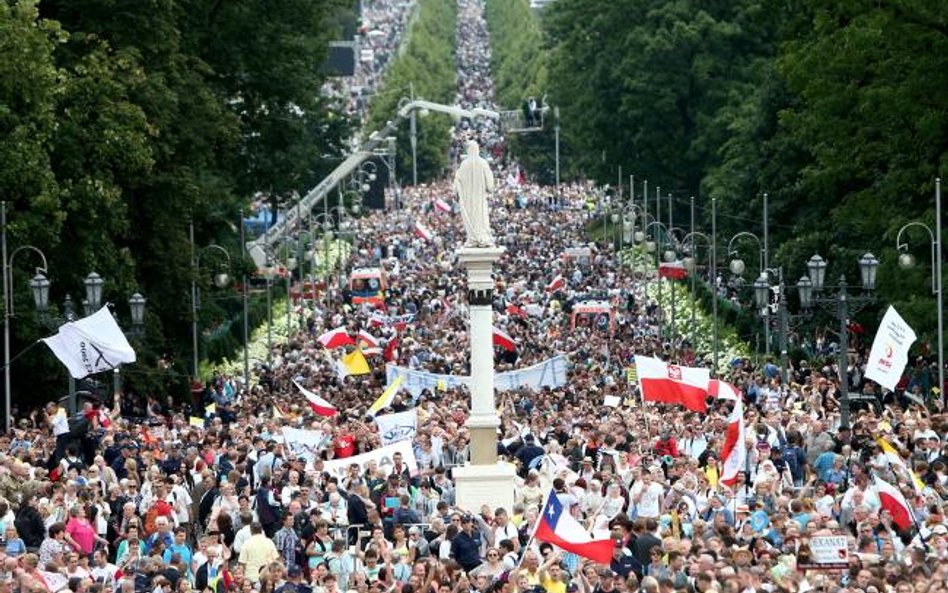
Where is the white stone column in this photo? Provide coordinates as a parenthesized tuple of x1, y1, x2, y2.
(453, 246, 515, 512)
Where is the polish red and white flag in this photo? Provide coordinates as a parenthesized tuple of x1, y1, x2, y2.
(293, 380, 337, 417)
(874, 475, 914, 531)
(357, 330, 380, 348)
(492, 326, 517, 352)
(546, 275, 566, 292)
(719, 397, 746, 487)
(414, 221, 434, 242)
(434, 198, 453, 213)
(316, 326, 356, 349)
(634, 355, 709, 412)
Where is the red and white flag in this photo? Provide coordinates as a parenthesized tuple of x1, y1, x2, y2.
(635, 355, 709, 412)
(316, 326, 356, 349)
(874, 475, 914, 531)
(293, 380, 337, 417)
(383, 337, 400, 362)
(658, 261, 689, 280)
(358, 330, 380, 348)
(708, 379, 740, 401)
(506, 303, 528, 318)
(546, 275, 566, 292)
(492, 326, 517, 352)
(719, 397, 746, 487)
(434, 198, 452, 213)
(414, 221, 434, 242)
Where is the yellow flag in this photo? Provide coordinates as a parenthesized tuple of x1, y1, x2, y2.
(205, 403, 216, 415)
(342, 349, 371, 376)
(877, 437, 925, 494)
(436, 379, 448, 392)
(189, 417, 204, 428)
(369, 376, 403, 416)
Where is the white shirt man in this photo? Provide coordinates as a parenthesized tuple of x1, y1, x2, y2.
(90, 549, 118, 587)
(631, 472, 665, 519)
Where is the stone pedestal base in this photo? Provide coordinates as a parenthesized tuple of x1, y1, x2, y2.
(453, 462, 517, 514)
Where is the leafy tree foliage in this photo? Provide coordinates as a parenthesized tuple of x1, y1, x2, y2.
(0, 0, 353, 406)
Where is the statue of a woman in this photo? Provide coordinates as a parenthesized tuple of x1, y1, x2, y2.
(453, 140, 495, 247)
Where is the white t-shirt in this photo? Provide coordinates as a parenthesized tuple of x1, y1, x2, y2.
(635, 483, 665, 518)
(51, 410, 69, 437)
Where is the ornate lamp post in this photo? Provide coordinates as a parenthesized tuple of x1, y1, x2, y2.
(801, 253, 879, 429)
(190, 220, 233, 379)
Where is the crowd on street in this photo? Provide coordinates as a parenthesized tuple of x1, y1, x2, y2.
(2, 3, 948, 593)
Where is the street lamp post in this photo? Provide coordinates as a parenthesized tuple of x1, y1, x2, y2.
(2, 202, 50, 428)
(190, 220, 233, 380)
(799, 253, 879, 429)
(895, 178, 944, 406)
(239, 210, 250, 388)
(711, 197, 718, 374)
(682, 229, 713, 349)
(554, 107, 561, 194)
(728, 231, 769, 355)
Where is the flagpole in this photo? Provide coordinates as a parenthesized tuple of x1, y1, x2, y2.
(515, 487, 555, 570)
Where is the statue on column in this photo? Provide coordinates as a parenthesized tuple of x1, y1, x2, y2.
(453, 140, 495, 247)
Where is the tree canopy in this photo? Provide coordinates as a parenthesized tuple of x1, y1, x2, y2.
(511, 0, 947, 343)
(0, 0, 352, 405)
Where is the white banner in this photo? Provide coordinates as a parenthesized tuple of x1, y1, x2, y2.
(42, 306, 136, 379)
(796, 535, 848, 570)
(323, 440, 418, 478)
(865, 306, 917, 391)
(385, 355, 568, 398)
(375, 409, 417, 445)
(280, 427, 328, 461)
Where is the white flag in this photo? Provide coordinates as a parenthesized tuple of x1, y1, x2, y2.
(865, 305, 917, 391)
(42, 307, 136, 379)
(374, 409, 417, 445)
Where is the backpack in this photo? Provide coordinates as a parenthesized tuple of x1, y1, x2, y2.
(782, 445, 803, 479)
(143, 499, 173, 535)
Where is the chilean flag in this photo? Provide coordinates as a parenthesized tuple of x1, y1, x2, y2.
(719, 397, 746, 487)
(635, 355, 709, 412)
(414, 221, 434, 242)
(874, 475, 914, 531)
(492, 326, 517, 352)
(535, 489, 613, 563)
(546, 275, 566, 293)
(317, 326, 356, 349)
(293, 380, 338, 417)
(434, 198, 453, 213)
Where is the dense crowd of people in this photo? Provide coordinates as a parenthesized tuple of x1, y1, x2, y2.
(3, 2, 948, 593)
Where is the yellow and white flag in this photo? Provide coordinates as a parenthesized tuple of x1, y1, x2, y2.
(368, 376, 403, 416)
(876, 437, 925, 494)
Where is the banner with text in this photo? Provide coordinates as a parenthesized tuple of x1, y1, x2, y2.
(323, 440, 418, 478)
(375, 409, 418, 445)
(281, 427, 328, 461)
(385, 355, 569, 398)
(865, 306, 917, 391)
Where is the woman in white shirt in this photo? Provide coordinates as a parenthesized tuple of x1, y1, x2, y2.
(598, 483, 626, 521)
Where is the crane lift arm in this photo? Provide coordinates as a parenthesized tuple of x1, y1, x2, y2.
(245, 100, 498, 269)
